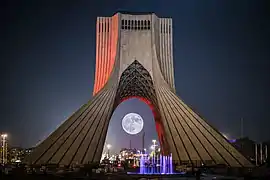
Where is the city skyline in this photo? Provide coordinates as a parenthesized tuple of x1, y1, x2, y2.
(1, 0, 269, 151)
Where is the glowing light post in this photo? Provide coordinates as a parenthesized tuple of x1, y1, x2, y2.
(152, 140, 157, 151)
(106, 144, 111, 158)
(152, 140, 158, 173)
(150, 145, 154, 173)
(1, 134, 8, 165)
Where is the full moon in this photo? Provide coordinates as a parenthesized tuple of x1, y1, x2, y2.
(122, 113, 144, 135)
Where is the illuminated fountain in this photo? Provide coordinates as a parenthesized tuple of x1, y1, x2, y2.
(138, 153, 173, 174)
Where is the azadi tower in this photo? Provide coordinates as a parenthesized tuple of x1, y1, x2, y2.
(26, 12, 253, 167)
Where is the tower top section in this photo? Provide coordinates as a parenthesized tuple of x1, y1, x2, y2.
(113, 11, 156, 16)
(94, 11, 174, 94)
(104, 11, 172, 19)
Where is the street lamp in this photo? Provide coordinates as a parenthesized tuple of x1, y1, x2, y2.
(1, 134, 7, 138)
(1, 133, 8, 164)
(107, 144, 111, 158)
(152, 139, 157, 152)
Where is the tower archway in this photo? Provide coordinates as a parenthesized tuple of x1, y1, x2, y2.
(113, 60, 170, 155)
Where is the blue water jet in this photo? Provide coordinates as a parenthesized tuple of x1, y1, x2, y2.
(138, 153, 174, 174)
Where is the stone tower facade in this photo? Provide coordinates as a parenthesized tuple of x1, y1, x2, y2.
(26, 12, 253, 167)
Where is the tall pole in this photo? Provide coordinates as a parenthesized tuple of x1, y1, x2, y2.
(152, 139, 157, 156)
(129, 140, 132, 149)
(5, 139, 7, 164)
(255, 143, 258, 166)
(240, 118, 244, 149)
(265, 145, 268, 161)
(1, 136, 3, 164)
(106, 144, 111, 159)
(1, 134, 8, 165)
(260, 143, 263, 164)
(241, 118, 244, 138)
(142, 132, 145, 154)
(1, 136, 2, 164)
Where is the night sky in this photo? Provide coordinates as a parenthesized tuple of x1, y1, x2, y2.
(1, 0, 269, 154)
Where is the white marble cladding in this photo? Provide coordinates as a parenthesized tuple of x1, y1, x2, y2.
(118, 13, 174, 89)
(119, 14, 154, 77)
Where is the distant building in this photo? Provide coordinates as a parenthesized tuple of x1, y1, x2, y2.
(231, 137, 256, 161)
(231, 138, 269, 165)
(9, 147, 24, 163)
(8, 147, 35, 163)
(119, 148, 139, 160)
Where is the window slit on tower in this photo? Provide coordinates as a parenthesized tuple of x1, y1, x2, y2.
(121, 20, 124, 29)
(134, 20, 137, 30)
(144, 20, 147, 30)
(128, 20, 130, 30)
(131, 20, 134, 29)
(124, 20, 127, 30)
